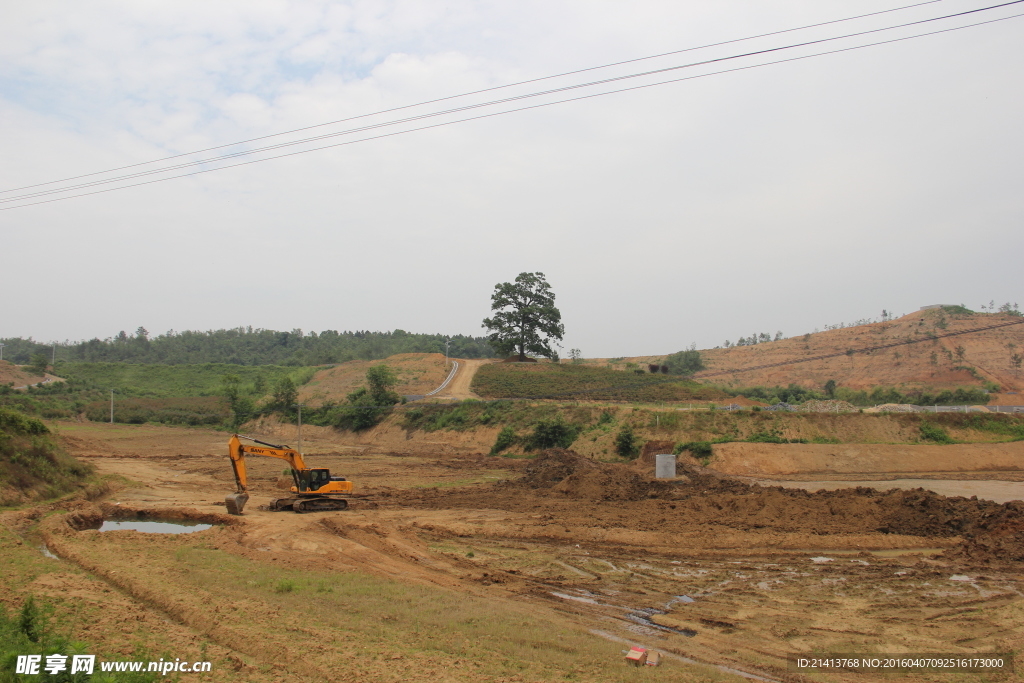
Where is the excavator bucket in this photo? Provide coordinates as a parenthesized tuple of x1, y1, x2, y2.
(225, 492, 249, 515)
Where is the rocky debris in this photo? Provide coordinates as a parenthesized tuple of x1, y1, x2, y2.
(870, 403, 923, 413)
(764, 402, 795, 411)
(799, 399, 857, 413)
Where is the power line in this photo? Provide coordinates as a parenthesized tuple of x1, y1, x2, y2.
(0, 0, 951, 196)
(3, 8, 1022, 210)
(3, 0, 1018, 206)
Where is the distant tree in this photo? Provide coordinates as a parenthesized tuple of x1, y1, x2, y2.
(335, 364, 402, 431)
(773, 331, 783, 341)
(955, 345, 966, 363)
(29, 353, 48, 376)
(824, 379, 836, 398)
(270, 376, 297, 411)
(1012, 353, 1023, 375)
(569, 348, 583, 364)
(365, 364, 401, 405)
(482, 272, 564, 361)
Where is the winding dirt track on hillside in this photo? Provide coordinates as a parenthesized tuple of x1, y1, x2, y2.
(435, 358, 492, 399)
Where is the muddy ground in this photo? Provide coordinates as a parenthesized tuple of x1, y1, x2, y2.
(4, 422, 1024, 682)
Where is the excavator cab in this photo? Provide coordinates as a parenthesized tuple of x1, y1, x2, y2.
(297, 468, 331, 492)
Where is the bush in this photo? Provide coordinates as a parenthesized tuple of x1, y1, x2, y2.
(664, 349, 705, 376)
(614, 423, 640, 459)
(0, 408, 49, 436)
(490, 426, 517, 455)
(920, 422, 954, 444)
(527, 418, 579, 451)
(674, 441, 713, 460)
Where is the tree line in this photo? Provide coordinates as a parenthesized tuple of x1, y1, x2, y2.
(0, 327, 495, 366)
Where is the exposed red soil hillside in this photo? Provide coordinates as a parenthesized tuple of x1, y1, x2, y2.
(608, 310, 1024, 393)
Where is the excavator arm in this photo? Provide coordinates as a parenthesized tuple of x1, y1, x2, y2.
(226, 434, 306, 514)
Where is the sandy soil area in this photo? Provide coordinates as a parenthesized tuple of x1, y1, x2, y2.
(2, 422, 1020, 682)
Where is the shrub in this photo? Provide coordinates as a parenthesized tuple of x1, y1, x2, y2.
(614, 423, 640, 458)
(273, 579, 295, 593)
(527, 418, 579, 451)
(920, 422, 954, 444)
(664, 349, 705, 375)
(490, 426, 517, 455)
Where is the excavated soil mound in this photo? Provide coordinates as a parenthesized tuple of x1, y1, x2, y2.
(509, 450, 1024, 563)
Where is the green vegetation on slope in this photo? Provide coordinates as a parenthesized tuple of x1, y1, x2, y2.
(1, 327, 495, 366)
(54, 362, 311, 398)
(1, 363, 316, 427)
(0, 408, 93, 506)
(472, 363, 725, 402)
(722, 382, 992, 407)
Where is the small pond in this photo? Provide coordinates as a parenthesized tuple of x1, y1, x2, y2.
(98, 520, 213, 534)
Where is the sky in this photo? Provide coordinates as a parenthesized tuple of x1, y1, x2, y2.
(1, 0, 1022, 357)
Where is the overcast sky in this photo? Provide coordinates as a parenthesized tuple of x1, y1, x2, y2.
(1, 0, 1021, 357)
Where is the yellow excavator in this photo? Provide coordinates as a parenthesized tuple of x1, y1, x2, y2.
(224, 434, 353, 515)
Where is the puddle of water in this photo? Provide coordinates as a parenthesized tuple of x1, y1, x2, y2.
(550, 591, 600, 605)
(98, 520, 212, 534)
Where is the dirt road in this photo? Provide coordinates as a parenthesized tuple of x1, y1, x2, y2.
(435, 358, 491, 399)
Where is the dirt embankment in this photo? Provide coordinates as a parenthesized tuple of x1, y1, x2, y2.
(709, 441, 1024, 477)
(494, 449, 1024, 564)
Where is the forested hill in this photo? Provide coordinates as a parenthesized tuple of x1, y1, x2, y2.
(0, 328, 496, 366)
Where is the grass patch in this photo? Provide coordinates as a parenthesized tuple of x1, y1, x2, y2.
(54, 362, 313, 399)
(472, 363, 725, 402)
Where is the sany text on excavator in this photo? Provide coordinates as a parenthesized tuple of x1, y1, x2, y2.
(224, 434, 353, 514)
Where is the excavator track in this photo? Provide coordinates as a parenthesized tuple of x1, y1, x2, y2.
(267, 496, 350, 513)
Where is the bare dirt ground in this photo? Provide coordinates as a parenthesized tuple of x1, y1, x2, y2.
(4, 421, 1022, 682)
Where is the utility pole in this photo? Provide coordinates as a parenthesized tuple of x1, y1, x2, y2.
(444, 338, 452, 369)
(0, 343, 5, 362)
(110, 390, 114, 424)
(293, 403, 305, 454)
(52, 344, 56, 365)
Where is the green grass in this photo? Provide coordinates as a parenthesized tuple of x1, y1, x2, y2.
(471, 363, 725, 402)
(54, 362, 313, 398)
(81, 396, 230, 426)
